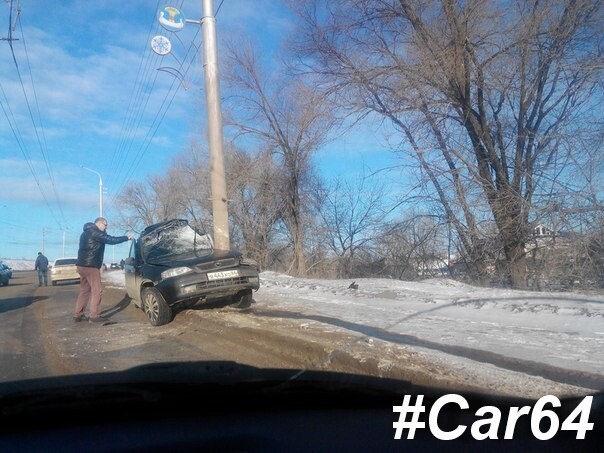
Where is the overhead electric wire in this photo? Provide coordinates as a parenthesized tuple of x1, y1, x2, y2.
(2, 1, 67, 229)
(0, 82, 63, 228)
(108, 0, 179, 197)
(109, 0, 205, 202)
(112, 25, 201, 199)
(111, 54, 162, 178)
(109, 0, 164, 171)
(1, 13, 63, 230)
(16, 14, 67, 228)
(215, 0, 226, 16)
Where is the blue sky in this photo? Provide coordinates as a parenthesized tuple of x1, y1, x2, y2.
(0, 0, 395, 261)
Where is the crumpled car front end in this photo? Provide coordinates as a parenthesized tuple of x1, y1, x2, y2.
(138, 219, 260, 309)
(153, 251, 260, 306)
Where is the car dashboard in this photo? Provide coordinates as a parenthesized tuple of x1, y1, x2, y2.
(0, 362, 601, 452)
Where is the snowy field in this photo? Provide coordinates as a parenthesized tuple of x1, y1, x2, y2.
(6, 258, 603, 396)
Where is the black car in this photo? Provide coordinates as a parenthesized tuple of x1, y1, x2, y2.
(124, 219, 260, 326)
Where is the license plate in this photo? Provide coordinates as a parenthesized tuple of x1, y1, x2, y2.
(207, 269, 239, 281)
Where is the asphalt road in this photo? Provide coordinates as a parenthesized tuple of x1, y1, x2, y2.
(0, 271, 600, 399)
(0, 270, 396, 385)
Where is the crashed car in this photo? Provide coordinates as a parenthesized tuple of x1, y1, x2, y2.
(124, 219, 260, 326)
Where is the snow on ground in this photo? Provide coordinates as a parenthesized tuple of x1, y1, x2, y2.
(101, 267, 604, 392)
(8, 259, 604, 395)
(1, 259, 35, 271)
(254, 272, 604, 378)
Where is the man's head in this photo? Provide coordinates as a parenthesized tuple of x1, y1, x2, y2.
(94, 217, 108, 232)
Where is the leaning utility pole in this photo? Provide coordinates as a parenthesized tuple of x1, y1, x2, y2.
(201, 0, 229, 250)
(154, 1, 230, 249)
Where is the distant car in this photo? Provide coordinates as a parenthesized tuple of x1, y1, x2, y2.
(124, 219, 260, 326)
(0, 262, 12, 278)
(50, 258, 80, 286)
(109, 263, 121, 270)
(0, 263, 10, 286)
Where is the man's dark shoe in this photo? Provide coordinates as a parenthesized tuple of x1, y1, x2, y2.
(89, 316, 107, 323)
(73, 315, 88, 322)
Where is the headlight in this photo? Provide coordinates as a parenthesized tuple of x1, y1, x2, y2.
(161, 266, 192, 279)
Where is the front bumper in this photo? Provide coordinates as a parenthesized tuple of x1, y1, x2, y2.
(155, 267, 260, 305)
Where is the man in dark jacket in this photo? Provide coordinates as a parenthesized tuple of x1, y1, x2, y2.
(74, 217, 133, 323)
(34, 252, 49, 286)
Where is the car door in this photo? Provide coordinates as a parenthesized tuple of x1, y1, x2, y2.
(124, 240, 139, 301)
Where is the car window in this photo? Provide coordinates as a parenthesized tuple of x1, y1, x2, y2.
(128, 240, 136, 260)
(54, 259, 77, 266)
(141, 223, 213, 262)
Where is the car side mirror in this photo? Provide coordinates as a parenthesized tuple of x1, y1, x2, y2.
(124, 257, 135, 265)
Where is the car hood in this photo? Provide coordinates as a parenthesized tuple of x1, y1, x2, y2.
(147, 249, 242, 267)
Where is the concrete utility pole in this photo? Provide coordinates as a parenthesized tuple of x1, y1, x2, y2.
(201, 0, 229, 250)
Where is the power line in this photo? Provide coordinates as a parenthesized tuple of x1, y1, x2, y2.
(109, 1, 202, 201)
(108, 0, 165, 173)
(108, 0, 175, 197)
(215, 0, 226, 16)
(1, 1, 67, 229)
(118, 28, 201, 191)
(16, 14, 67, 227)
(0, 82, 63, 227)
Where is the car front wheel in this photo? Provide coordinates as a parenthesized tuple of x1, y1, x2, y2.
(141, 287, 172, 326)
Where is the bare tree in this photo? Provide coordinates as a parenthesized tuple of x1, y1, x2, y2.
(226, 146, 284, 269)
(313, 174, 388, 278)
(115, 143, 214, 234)
(291, 0, 603, 288)
(223, 40, 339, 276)
(377, 213, 450, 280)
(116, 174, 185, 231)
(167, 146, 214, 234)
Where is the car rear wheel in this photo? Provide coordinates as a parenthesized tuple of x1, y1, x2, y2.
(141, 287, 172, 326)
(231, 289, 253, 309)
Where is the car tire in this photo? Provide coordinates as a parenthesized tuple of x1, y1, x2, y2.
(231, 289, 253, 309)
(141, 287, 172, 326)
(52, 281, 57, 286)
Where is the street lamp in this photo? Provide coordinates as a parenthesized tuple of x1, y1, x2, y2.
(81, 166, 103, 217)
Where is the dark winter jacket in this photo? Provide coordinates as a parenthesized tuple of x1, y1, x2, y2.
(35, 254, 49, 271)
(76, 222, 129, 269)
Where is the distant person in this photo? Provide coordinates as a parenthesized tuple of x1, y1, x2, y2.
(34, 252, 49, 286)
(74, 217, 133, 323)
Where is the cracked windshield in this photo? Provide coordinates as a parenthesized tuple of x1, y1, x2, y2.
(0, 0, 602, 449)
